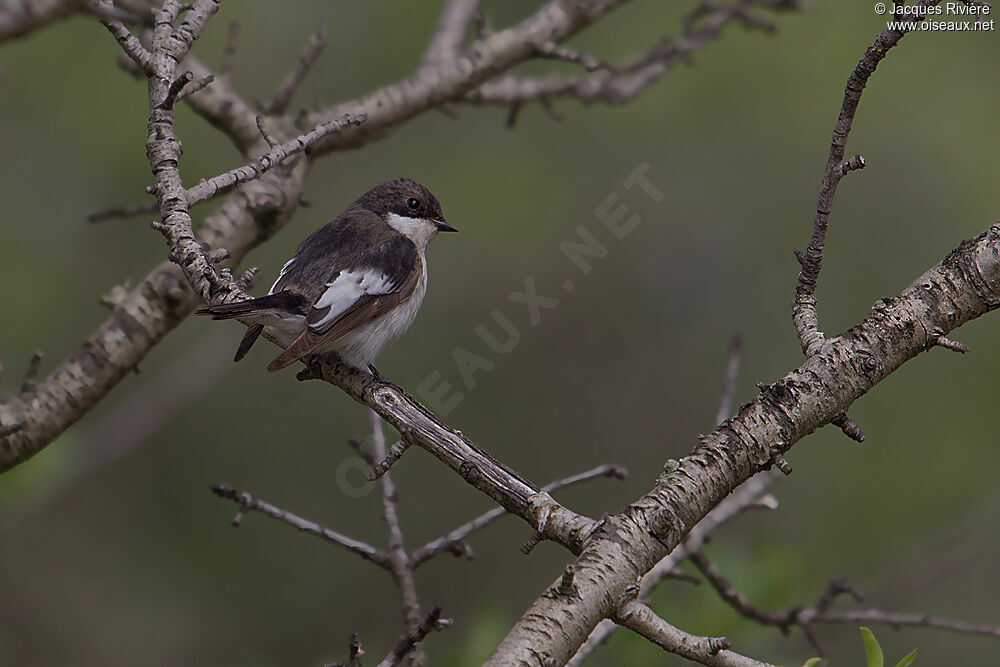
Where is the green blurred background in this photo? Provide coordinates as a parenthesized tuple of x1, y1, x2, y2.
(1, 1, 998, 665)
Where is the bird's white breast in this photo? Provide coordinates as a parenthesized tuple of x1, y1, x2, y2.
(330, 256, 428, 368)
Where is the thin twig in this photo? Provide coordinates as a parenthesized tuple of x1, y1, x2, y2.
(535, 41, 607, 72)
(690, 551, 1000, 657)
(183, 112, 366, 209)
(266, 27, 328, 115)
(96, 0, 152, 73)
(793, 1, 938, 356)
(211, 484, 392, 569)
(370, 410, 423, 633)
(368, 439, 411, 481)
(176, 73, 214, 101)
(613, 600, 775, 667)
(807, 609, 1000, 638)
(220, 21, 239, 77)
(466, 0, 796, 111)
(87, 201, 159, 223)
(421, 0, 480, 68)
(377, 607, 445, 667)
(20, 352, 43, 394)
(410, 464, 626, 567)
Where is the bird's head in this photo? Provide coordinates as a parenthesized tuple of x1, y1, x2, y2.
(358, 178, 457, 247)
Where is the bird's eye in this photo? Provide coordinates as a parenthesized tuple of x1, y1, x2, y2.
(406, 197, 421, 210)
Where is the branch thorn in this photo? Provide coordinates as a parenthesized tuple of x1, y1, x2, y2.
(830, 413, 865, 443)
(368, 439, 411, 480)
(520, 532, 544, 554)
(21, 351, 43, 393)
(839, 153, 866, 176)
(769, 448, 792, 475)
(929, 327, 969, 354)
(159, 71, 194, 110)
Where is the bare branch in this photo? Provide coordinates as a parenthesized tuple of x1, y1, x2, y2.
(97, 1, 153, 74)
(176, 72, 214, 100)
(369, 439, 412, 481)
(304, 360, 601, 553)
(421, 0, 480, 68)
(3, 0, 720, 473)
(410, 464, 627, 567)
(929, 327, 969, 354)
(690, 552, 1000, 653)
(266, 27, 328, 115)
(0, 0, 87, 44)
(211, 484, 391, 569)
(87, 201, 159, 223)
(183, 112, 367, 209)
(369, 410, 423, 631)
(613, 600, 775, 667)
(466, 0, 795, 111)
(179, 54, 261, 151)
(689, 551, 799, 629)
(306, 0, 641, 153)
(159, 70, 194, 110)
(376, 606, 445, 667)
(0, 0, 307, 473)
(807, 609, 1000, 639)
(793, 1, 938, 355)
(534, 41, 607, 72)
(830, 413, 866, 443)
(568, 469, 778, 665)
(220, 20, 239, 77)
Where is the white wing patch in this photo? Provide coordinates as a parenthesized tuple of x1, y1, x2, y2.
(309, 268, 398, 332)
(268, 258, 296, 295)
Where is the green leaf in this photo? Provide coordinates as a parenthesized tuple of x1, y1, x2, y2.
(801, 659, 822, 667)
(894, 649, 917, 667)
(861, 627, 884, 667)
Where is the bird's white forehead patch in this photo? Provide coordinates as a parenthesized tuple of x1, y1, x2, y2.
(386, 212, 438, 247)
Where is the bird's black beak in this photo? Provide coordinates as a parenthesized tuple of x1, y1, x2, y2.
(434, 219, 458, 232)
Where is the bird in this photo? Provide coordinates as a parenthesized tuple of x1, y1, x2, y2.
(196, 178, 457, 374)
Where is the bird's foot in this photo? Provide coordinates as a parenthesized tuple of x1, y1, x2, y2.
(368, 364, 390, 384)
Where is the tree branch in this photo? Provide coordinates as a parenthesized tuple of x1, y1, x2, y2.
(211, 484, 391, 569)
(614, 600, 776, 667)
(265, 26, 328, 115)
(488, 219, 1000, 662)
(420, 0, 480, 69)
(183, 112, 366, 209)
(690, 553, 1000, 656)
(793, 1, 937, 355)
(0, 0, 87, 44)
(304, 0, 638, 153)
(4, 0, 719, 474)
(369, 409, 423, 634)
(376, 606, 445, 667)
(410, 464, 626, 568)
(465, 0, 795, 112)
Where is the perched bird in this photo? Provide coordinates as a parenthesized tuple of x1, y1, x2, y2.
(196, 178, 457, 373)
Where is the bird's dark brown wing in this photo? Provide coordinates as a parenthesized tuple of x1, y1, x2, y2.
(266, 236, 419, 372)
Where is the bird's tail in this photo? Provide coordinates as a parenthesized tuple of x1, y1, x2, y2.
(194, 293, 306, 320)
(196, 293, 308, 362)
